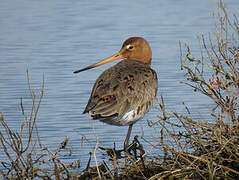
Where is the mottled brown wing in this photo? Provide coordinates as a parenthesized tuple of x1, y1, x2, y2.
(83, 59, 158, 124)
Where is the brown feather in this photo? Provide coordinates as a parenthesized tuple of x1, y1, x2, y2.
(84, 59, 158, 126)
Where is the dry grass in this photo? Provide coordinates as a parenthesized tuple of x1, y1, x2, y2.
(0, 71, 80, 179)
(1, 1, 238, 179)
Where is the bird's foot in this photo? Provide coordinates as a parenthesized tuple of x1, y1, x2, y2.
(124, 136, 145, 159)
(99, 136, 145, 160)
(99, 143, 124, 159)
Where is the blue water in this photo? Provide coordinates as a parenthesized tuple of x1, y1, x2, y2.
(0, 0, 238, 169)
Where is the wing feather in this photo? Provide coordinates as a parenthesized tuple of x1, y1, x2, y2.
(83, 59, 158, 125)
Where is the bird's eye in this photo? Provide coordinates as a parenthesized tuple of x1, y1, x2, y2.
(127, 44, 134, 50)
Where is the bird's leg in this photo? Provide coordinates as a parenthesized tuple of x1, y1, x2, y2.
(124, 124, 133, 150)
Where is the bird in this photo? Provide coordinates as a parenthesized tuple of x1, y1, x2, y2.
(74, 37, 158, 150)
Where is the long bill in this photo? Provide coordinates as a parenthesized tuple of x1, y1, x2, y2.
(74, 52, 123, 73)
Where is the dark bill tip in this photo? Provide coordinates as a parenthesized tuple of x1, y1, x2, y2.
(73, 66, 94, 73)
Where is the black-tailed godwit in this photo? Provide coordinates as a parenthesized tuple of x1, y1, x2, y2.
(74, 37, 158, 149)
